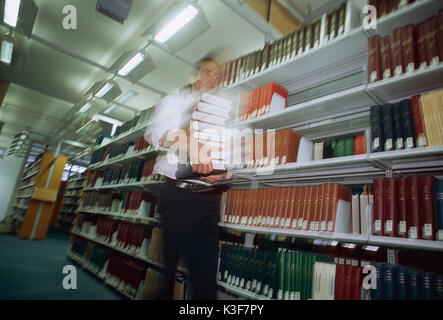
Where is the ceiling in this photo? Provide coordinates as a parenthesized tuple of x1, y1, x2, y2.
(0, 0, 361, 161)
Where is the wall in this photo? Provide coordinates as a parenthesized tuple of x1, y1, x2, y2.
(0, 155, 27, 221)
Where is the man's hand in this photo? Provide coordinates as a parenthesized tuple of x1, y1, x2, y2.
(199, 171, 229, 183)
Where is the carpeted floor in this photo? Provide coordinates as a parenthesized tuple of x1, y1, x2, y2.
(0, 228, 122, 300)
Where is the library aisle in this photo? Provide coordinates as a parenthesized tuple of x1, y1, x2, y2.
(0, 228, 122, 300)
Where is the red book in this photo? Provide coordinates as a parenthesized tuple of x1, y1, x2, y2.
(275, 128, 303, 165)
(308, 185, 319, 231)
(342, 265, 353, 300)
(401, 24, 417, 73)
(390, 28, 404, 76)
(383, 178, 397, 237)
(397, 177, 408, 238)
(249, 189, 260, 226)
(282, 187, 294, 228)
(424, 16, 440, 66)
(329, 184, 351, 232)
(244, 190, 253, 225)
(410, 95, 427, 147)
(369, 0, 379, 18)
(379, 0, 389, 17)
(334, 263, 345, 300)
(438, 10, 443, 61)
(274, 187, 287, 228)
(316, 184, 324, 232)
(373, 178, 384, 236)
(263, 82, 288, 116)
(295, 186, 305, 229)
(321, 183, 331, 232)
(406, 176, 420, 239)
(354, 135, 366, 155)
(419, 176, 437, 240)
(351, 266, 363, 300)
(416, 22, 428, 69)
(302, 185, 313, 230)
(381, 36, 393, 79)
(368, 36, 382, 83)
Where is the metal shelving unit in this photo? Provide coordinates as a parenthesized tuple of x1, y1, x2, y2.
(88, 147, 157, 170)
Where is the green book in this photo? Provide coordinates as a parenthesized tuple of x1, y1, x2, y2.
(284, 250, 291, 300)
(305, 23, 313, 51)
(313, 18, 322, 48)
(344, 137, 354, 156)
(291, 30, 299, 57)
(261, 45, 270, 72)
(256, 251, 265, 295)
(255, 50, 262, 74)
(277, 249, 285, 299)
(336, 139, 345, 158)
(300, 253, 307, 300)
(289, 251, 296, 300)
(329, 9, 338, 40)
(269, 252, 279, 299)
(299, 26, 306, 54)
(338, 2, 346, 36)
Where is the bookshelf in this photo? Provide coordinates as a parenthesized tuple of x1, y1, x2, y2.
(56, 175, 86, 233)
(88, 147, 157, 170)
(11, 152, 67, 239)
(66, 250, 137, 300)
(214, 0, 443, 301)
(70, 229, 187, 274)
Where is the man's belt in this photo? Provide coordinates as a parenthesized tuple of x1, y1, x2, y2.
(165, 177, 215, 192)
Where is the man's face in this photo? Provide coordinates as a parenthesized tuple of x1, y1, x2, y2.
(194, 61, 222, 93)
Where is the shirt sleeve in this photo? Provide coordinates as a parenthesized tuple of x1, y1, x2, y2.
(144, 93, 197, 152)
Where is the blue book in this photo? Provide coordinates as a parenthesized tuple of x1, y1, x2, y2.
(371, 264, 383, 300)
(382, 264, 394, 300)
(406, 269, 418, 300)
(393, 266, 407, 300)
(435, 180, 443, 241)
(417, 271, 432, 300)
(432, 274, 443, 300)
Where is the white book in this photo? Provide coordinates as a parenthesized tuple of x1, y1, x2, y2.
(351, 194, 360, 234)
(333, 200, 351, 233)
(192, 111, 227, 126)
(191, 120, 226, 133)
(201, 92, 232, 109)
(314, 142, 324, 160)
(360, 194, 369, 235)
(196, 102, 231, 119)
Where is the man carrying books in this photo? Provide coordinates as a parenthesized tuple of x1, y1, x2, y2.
(144, 55, 232, 300)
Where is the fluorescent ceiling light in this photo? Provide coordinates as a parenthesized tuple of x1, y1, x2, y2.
(118, 53, 144, 76)
(92, 114, 123, 126)
(1, 39, 13, 65)
(154, 4, 198, 43)
(95, 82, 113, 98)
(342, 243, 356, 249)
(78, 102, 93, 113)
(4, 0, 21, 28)
(76, 120, 97, 134)
(363, 245, 379, 252)
(104, 104, 117, 115)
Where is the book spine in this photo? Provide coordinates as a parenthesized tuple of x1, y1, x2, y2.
(438, 10, 443, 62)
(401, 24, 417, 73)
(381, 36, 393, 79)
(390, 28, 404, 76)
(417, 22, 428, 69)
(381, 104, 394, 151)
(368, 36, 382, 83)
(425, 17, 440, 66)
(419, 176, 436, 240)
(435, 181, 443, 241)
(373, 178, 384, 236)
(400, 99, 415, 149)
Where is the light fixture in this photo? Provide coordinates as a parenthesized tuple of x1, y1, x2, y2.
(143, 1, 209, 52)
(155, 4, 198, 43)
(86, 80, 122, 103)
(118, 52, 144, 76)
(78, 101, 93, 113)
(363, 245, 379, 252)
(92, 114, 123, 126)
(76, 119, 97, 135)
(109, 50, 155, 83)
(7, 129, 31, 158)
(0, 38, 13, 65)
(1, 0, 38, 38)
(95, 82, 113, 98)
(3, 0, 20, 27)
